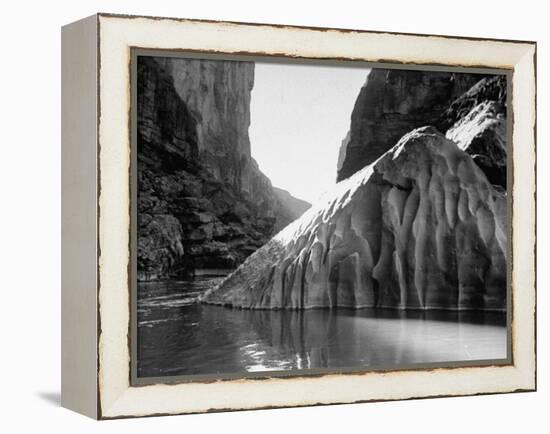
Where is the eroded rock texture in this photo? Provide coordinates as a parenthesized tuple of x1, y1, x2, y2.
(137, 57, 310, 280)
(202, 128, 506, 310)
(443, 76, 507, 188)
(337, 71, 508, 189)
(446, 101, 506, 189)
(336, 69, 485, 182)
(437, 75, 507, 132)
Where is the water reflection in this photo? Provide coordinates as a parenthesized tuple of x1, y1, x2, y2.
(137, 279, 507, 378)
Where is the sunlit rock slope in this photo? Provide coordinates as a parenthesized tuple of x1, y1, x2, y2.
(201, 127, 507, 311)
(336, 69, 484, 182)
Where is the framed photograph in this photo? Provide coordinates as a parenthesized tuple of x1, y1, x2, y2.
(61, 13, 536, 419)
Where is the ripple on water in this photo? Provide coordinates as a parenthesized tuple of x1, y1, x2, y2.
(137, 278, 508, 378)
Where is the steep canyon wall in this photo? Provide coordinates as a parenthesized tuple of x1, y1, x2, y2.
(137, 57, 310, 280)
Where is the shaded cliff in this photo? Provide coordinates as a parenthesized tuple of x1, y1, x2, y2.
(202, 128, 506, 311)
(336, 69, 494, 182)
(273, 187, 312, 232)
(137, 56, 309, 280)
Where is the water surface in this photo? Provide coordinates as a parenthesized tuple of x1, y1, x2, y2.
(137, 277, 507, 378)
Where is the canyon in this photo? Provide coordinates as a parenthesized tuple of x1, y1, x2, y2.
(202, 69, 508, 311)
(137, 56, 310, 280)
(336, 70, 507, 189)
(201, 127, 507, 310)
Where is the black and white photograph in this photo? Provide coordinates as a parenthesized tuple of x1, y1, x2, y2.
(134, 53, 509, 380)
(1, 0, 544, 427)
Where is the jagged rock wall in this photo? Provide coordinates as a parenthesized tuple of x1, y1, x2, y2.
(202, 128, 507, 311)
(137, 57, 310, 280)
(446, 100, 506, 188)
(437, 75, 507, 132)
(442, 76, 507, 188)
(337, 69, 488, 182)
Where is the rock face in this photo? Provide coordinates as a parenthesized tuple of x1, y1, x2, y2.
(446, 100, 506, 188)
(137, 57, 310, 280)
(201, 128, 507, 311)
(272, 187, 312, 232)
(437, 75, 507, 132)
(442, 76, 507, 188)
(336, 69, 490, 182)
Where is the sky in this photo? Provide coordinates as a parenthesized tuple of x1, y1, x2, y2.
(249, 61, 370, 205)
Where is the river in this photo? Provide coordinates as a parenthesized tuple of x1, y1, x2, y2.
(137, 277, 507, 378)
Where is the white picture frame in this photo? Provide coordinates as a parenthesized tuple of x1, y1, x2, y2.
(61, 13, 536, 419)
